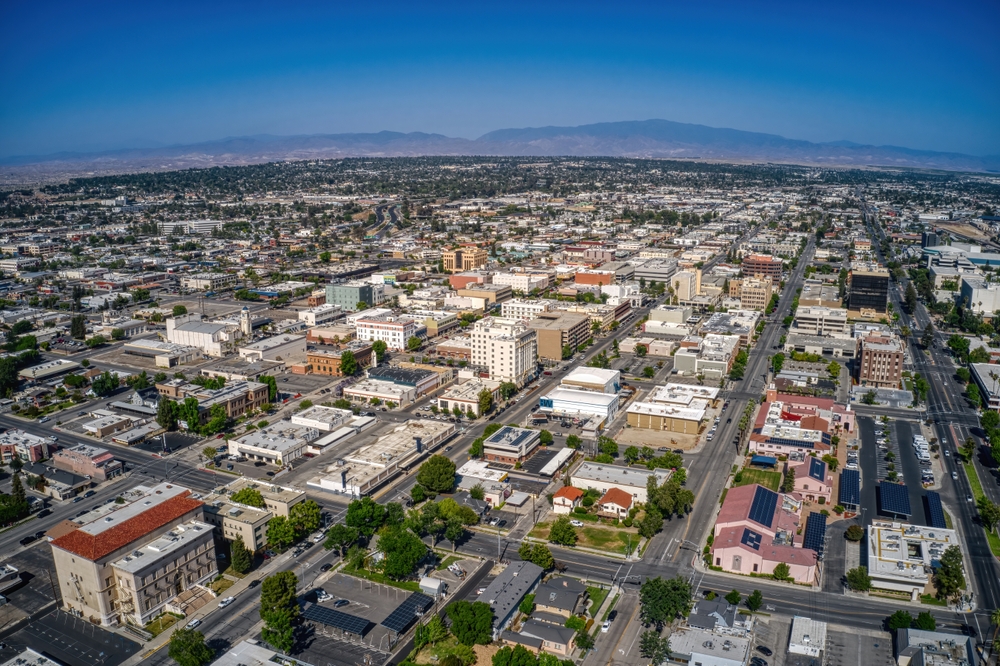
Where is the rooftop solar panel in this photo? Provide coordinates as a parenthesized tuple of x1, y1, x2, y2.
(302, 604, 371, 635)
(381, 593, 434, 633)
(766, 437, 815, 449)
(879, 480, 912, 516)
(748, 486, 778, 528)
(740, 528, 763, 550)
(924, 491, 947, 529)
(839, 469, 860, 506)
(808, 457, 826, 482)
(803, 512, 827, 557)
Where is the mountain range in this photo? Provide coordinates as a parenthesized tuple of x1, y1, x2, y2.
(3, 119, 998, 182)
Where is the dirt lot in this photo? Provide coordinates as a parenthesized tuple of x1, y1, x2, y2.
(613, 427, 701, 450)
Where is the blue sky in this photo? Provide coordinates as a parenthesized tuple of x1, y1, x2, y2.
(1, 0, 998, 157)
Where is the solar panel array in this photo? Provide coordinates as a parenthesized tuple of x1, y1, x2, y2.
(749, 486, 778, 528)
(839, 469, 860, 506)
(766, 437, 815, 449)
(924, 491, 947, 529)
(803, 512, 827, 558)
(302, 604, 371, 635)
(808, 457, 826, 482)
(381, 593, 434, 633)
(740, 528, 763, 550)
(879, 480, 912, 516)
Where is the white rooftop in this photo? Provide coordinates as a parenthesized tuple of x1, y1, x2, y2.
(627, 400, 705, 422)
(573, 461, 671, 490)
(111, 520, 213, 573)
(788, 616, 827, 657)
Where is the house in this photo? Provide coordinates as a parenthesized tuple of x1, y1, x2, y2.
(787, 457, 833, 504)
(596, 487, 632, 519)
(480, 561, 544, 639)
(687, 600, 751, 636)
(509, 620, 577, 657)
(552, 486, 584, 515)
(533, 577, 588, 618)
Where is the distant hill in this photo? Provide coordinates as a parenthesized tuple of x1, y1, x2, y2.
(3, 119, 998, 182)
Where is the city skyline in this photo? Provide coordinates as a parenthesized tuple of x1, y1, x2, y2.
(1, 0, 998, 158)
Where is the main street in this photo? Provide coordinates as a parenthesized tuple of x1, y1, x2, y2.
(862, 194, 1000, 614)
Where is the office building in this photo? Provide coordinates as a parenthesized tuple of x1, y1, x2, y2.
(971, 362, 1000, 412)
(180, 273, 238, 291)
(483, 426, 541, 464)
(325, 282, 380, 312)
(920, 231, 940, 248)
(867, 521, 961, 598)
(298, 304, 342, 327)
(355, 315, 420, 351)
(437, 378, 502, 417)
(670, 270, 700, 301)
(501, 299, 551, 321)
(156, 379, 269, 422)
(729, 276, 773, 311)
(442, 247, 488, 272)
(238, 335, 307, 364)
(857, 334, 904, 388)
(307, 342, 374, 376)
(959, 275, 1000, 315)
(50, 482, 213, 627)
(491, 271, 549, 292)
(527, 312, 591, 361)
(51, 444, 123, 482)
(166, 313, 244, 357)
(848, 269, 890, 313)
(456, 283, 512, 306)
(227, 422, 318, 465)
(471, 317, 538, 386)
(742, 254, 783, 280)
(793, 306, 849, 337)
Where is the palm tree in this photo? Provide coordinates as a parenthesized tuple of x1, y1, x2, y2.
(990, 607, 1000, 663)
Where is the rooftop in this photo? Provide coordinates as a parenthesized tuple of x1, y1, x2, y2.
(111, 520, 213, 573)
(573, 461, 671, 489)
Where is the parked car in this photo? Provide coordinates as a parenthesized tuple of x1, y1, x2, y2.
(248, 580, 261, 588)
(185, 618, 202, 629)
(570, 520, 584, 527)
(320, 563, 333, 572)
(601, 620, 611, 632)
(18, 536, 36, 546)
(756, 646, 773, 657)
(333, 599, 349, 608)
(218, 597, 235, 608)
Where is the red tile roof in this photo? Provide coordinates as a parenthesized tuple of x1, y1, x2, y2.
(599, 487, 633, 509)
(51, 493, 202, 561)
(554, 486, 584, 501)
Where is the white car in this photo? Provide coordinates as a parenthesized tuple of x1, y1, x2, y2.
(185, 618, 202, 629)
(601, 620, 611, 632)
(218, 597, 235, 608)
(570, 520, 584, 527)
(313, 533, 324, 543)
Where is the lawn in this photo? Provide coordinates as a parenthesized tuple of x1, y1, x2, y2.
(209, 577, 234, 595)
(586, 586, 610, 617)
(528, 523, 637, 556)
(919, 594, 947, 606)
(733, 468, 781, 491)
(144, 613, 182, 637)
(342, 564, 421, 592)
(412, 635, 476, 666)
(437, 555, 461, 570)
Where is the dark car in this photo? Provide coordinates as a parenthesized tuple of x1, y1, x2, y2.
(333, 599, 349, 608)
(607, 610, 617, 622)
(248, 579, 261, 588)
(756, 646, 773, 657)
(320, 563, 332, 572)
(84, 490, 96, 498)
(19, 535, 36, 546)
(72, 496, 83, 503)
(37, 509, 51, 518)
(34, 531, 45, 540)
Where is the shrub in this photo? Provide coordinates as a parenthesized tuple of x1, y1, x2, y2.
(574, 507, 587, 515)
(623, 517, 633, 527)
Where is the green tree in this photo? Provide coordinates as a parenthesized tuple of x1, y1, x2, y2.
(202, 446, 218, 460)
(266, 516, 297, 549)
(371, 340, 388, 362)
(934, 545, 965, 600)
(168, 628, 214, 666)
(745, 589, 763, 612)
(519, 593, 535, 616)
(377, 525, 427, 579)
(561, 345, 573, 360)
(290, 500, 322, 535)
(957, 367, 972, 384)
(978, 496, 1000, 533)
(90, 370, 119, 396)
(861, 390, 877, 405)
(639, 576, 692, 628)
(259, 375, 279, 401)
(260, 571, 298, 653)
(635, 344, 647, 357)
(565, 434, 582, 449)
(478, 389, 493, 415)
(772, 562, 790, 581)
(173, 304, 188, 317)
(967, 384, 982, 409)
(846, 566, 871, 591)
(407, 336, 423, 352)
(725, 589, 741, 606)
(781, 465, 796, 493)
(230, 537, 252, 574)
(549, 516, 578, 546)
(417, 455, 457, 493)
(539, 429, 553, 445)
(319, 251, 331, 263)
(70, 314, 86, 339)
(642, 366, 655, 378)
(157, 398, 177, 430)
(922, 323, 935, 348)
(981, 410, 999, 432)
(845, 524, 865, 541)
(914, 611, 937, 631)
(499, 382, 517, 400)
(947, 334, 970, 362)
(339, 350, 358, 376)
(639, 631, 672, 665)
(827, 360, 841, 379)
(638, 507, 663, 538)
(624, 445, 641, 464)
(905, 282, 918, 312)
(345, 497, 387, 536)
(445, 600, 494, 646)
(970, 346, 992, 364)
(887, 610, 914, 631)
(111, 328, 125, 341)
(324, 524, 359, 554)
(772, 352, 785, 374)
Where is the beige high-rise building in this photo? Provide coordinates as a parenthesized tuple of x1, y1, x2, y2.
(671, 271, 700, 301)
(442, 247, 488, 272)
(731, 277, 773, 311)
(49, 482, 215, 627)
(527, 312, 591, 361)
(471, 317, 538, 386)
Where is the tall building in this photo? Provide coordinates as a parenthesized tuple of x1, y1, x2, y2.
(742, 254, 783, 281)
(730, 277, 773, 311)
(921, 231, 940, 248)
(527, 312, 591, 361)
(501, 299, 552, 321)
(325, 282, 381, 312)
(239, 306, 252, 337)
(471, 317, 538, 386)
(442, 247, 488, 272)
(856, 334, 904, 388)
(671, 271, 701, 301)
(355, 315, 419, 351)
(50, 482, 214, 627)
(847, 269, 889, 313)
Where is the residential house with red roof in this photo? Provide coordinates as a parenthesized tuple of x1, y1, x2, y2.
(50, 482, 216, 627)
(552, 486, 584, 515)
(711, 483, 817, 584)
(596, 488, 633, 519)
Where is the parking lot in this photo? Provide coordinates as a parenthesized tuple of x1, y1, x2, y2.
(0, 610, 140, 666)
(749, 617, 894, 666)
(0, 543, 61, 629)
(294, 573, 431, 666)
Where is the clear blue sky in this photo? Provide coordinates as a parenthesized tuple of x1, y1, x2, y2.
(1, 0, 998, 157)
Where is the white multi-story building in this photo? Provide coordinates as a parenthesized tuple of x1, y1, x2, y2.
(491, 272, 550, 292)
(793, 306, 849, 337)
(355, 315, 419, 351)
(298, 304, 342, 327)
(166, 313, 244, 357)
(501, 299, 552, 321)
(471, 317, 538, 386)
(180, 273, 238, 291)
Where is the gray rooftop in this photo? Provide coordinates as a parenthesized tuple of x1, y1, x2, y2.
(480, 560, 543, 631)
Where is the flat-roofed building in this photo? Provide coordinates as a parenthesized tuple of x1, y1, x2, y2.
(848, 268, 890, 314)
(0, 429, 50, 464)
(867, 521, 960, 598)
(355, 315, 419, 351)
(793, 306, 849, 337)
(788, 616, 827, 659)
(443, 247, 488, 272)
(18, 359, 80, 381)
(238, 334, 307, 364)
(857, 334, 904, 388)
(742, 254, 783, 280)
(527, 311, 590, 362)
(560, 367, 621, 394)
(570, 462, 671, 503)
(730, 276, 773, 311)
(291, 405, 356, 432)
(325, 282, 381, 312)
(156, 379, 269, 423)
(501, 299, 551, 321)
(166, 313, 243, 357)
(457, 283, 512, 306)
(307, 324, 356, 345)
(298, 304, 342, 327)
(180, 273, 238, 291)
(51, 444, 123, 482)
(471, 317, 538, 386)
(227, 422, 317, 466)
(626, 401, 704, 434)
(483, 426, 540, 464)
(49, 482, 211, 627)
(122, 339, 200, 367)
(222, 478, 304, 517)
(799, 279, 842, 308)
(307, 342, 374, 376)
(343, 378, 416, 406)
(491, 271, 549, 292)
(438, 378, 502, 417)
(537, 387, 619, 423)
